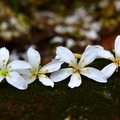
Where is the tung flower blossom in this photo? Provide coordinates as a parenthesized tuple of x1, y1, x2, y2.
(21, 47, 62, 87)
(97, 35, 120, 78)
(50, 46, 107, 88)
(0, 47, 31, 90)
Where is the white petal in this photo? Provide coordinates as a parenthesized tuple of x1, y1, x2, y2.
(101, 63, 117, 78)
(40, 61, 63, 73)
(56, 46, 77, 65)
(22, 72, 36, 84)
(39, 74, 54, 87)
(54, 55, 62, 61)
(50, 68, 73, 82)
(68, 72, 82, 88)
(52, 55, 64, 63)
(15, 69, 31, 75)
(81, 67, 107, 83)
(115, 35, 120, 57)
(27, 47, 41, 68)
(6, 71, 28, 90)
(7, 60, 31, 70)
(85, 45, 103, 51)
(0, 76, 4, 82)
(79, 46, 99, 67)
(0, 47, 9, 68)
(97, 49, 114, 60)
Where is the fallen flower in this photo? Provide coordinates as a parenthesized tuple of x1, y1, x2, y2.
(0, 47, 31, 90)
(97, 35, 120, 78)
(20, 47, 62, 87)
(50, 46, 107, 88)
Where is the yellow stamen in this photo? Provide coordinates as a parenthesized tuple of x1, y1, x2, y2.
(78, 75, 80, 79)
(30, 76, 33, 78)
(0, 67, 9, 77)
(73, 65, 80, 73)
(38, 61, 41, 65)
(45, 69, 49, 72)
(112, 49, 115, 53)
(44, 76, 48, 78)
(68, 70, 71, 73)
(9, 66, 12, 69)
(114, 58, 120, 66)
(108, 57, 111, 60)
(116, 68, 118, 72)
(2, 59, 6, 63)
(86, 68, 89, 71)
(70, 60, 73, 63)
(74, 53, 81, 59)
(82, 59, 85, 62)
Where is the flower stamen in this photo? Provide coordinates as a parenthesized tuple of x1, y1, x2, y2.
(0, 67, 9, 77)
(30, 67, 41, 78)
(114, 58, 120, 66)
(73, 65, 80, 73)
(74, 53, 81, 59)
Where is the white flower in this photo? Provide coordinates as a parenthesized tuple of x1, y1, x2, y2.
(0, 47, 31, 90)
(98, 35, 120, 78)
(21, 47, 62, 87)
(50, 46, 107, 88)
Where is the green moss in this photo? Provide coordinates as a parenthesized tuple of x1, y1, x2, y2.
(0, 61, 120, 120)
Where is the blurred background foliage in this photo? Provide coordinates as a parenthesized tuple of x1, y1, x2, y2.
(0, 0, 120, 63)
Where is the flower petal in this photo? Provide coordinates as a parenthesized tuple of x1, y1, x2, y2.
(52, 55, 64, 63)
(115, 35, 120, 57)
(7, 60, 31, 71)
(50, 68, 73, 82)
(97, 49, 114, 60)
(39, 74, 54, 87)
(56, 46, 77, 65)
(6, 71, 28, 90)
(0, 47, 9, 68)
(85, 45, 103, 51)
(81, 67, 107, 83)
(79, 46, 100, 67)
(101, 63, 117, 78)
(22, 72, 36, 84)
(27, 47, 41, 68)
(68, 72, 82, 88)
(40, 61, 63, 73)
(15, 69, 31, 75)
(0, 76, 4, 82)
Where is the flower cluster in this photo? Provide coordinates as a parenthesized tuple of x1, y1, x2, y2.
(0, 35, 120, 90)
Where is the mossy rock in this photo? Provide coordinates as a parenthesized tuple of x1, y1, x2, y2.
(0, 60, 120, 120)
